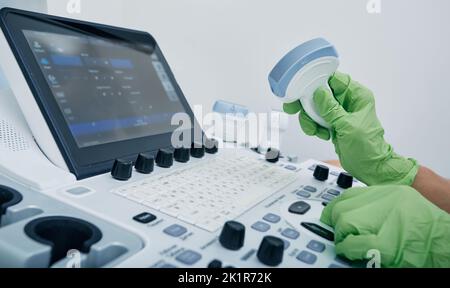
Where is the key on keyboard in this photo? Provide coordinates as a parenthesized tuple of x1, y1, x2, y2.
(112, 151, 298, 232)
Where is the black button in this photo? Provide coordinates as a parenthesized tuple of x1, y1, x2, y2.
(313, 164, 329, 181)
(337, 172, 353, 189)
(205, 138, 219, 154)
(257, 236, 284, 266)
(156, 149, 174, 168)
(133, 212, 157, 224)
(288, 201, 311, 215)
(111, 159, 133, 181)
(190, 142, 205, 158)
(174, 147, 190, 163)
(301, 222, 334, 241)
(265, 148, 280, 163)
(219, 221, 246, 250)
(207, 259, 222, 268)
(135, 153, 154, 174)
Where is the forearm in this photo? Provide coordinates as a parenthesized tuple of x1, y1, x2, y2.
(325, 160, 450, 213)
(412, 166, 450, 213)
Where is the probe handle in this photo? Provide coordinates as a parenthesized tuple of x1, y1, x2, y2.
(299, 83, 333, 129)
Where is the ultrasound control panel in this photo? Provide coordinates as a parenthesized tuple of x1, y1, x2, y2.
(0, 9, 364, 268)
(0, 146, 363, 268)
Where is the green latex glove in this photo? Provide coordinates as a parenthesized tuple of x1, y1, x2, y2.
(283, 71, 419, 186)
(321, 185, 450, 268)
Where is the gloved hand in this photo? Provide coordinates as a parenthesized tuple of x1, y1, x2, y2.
(321, 185, 450, 268)
(283, 72, 419, 186)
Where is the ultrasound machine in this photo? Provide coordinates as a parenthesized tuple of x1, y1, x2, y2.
(0, 8, 362, 268)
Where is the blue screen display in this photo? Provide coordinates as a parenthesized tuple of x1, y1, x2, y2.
(23, 30, 185, 148)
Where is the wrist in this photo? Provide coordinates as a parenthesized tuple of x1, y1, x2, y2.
(382, 155, 419, 186)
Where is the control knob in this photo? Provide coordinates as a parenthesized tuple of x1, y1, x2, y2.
(190, 143, 205, 158)
(156, 149, 174, 168)
(111, 159, 133, 181)
(265, 148, 280, 163)
(313, 164, 329, 181)
(219, 221, 245, 250)
(174, 147, 190, 163)
(134, 153, 154, 174)
(337, 172, 353, 189)
(205, 138, 219, 154)
(257, 236, 284, 266)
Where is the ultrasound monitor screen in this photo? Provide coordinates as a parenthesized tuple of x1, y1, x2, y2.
(22, 30, 185, 148)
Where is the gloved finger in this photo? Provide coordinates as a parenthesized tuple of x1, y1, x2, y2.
(328, 71, 351, 96)
(283, 100, 302, 115)
(313, 87, 348, 126)
(298, 110, 318, 136)
(330, 71, 375, 113)
(298, 108, 331, 140)
(335, 234, 380, 262)
(320, 187, 367, 226)
(316, 126, 331, 141)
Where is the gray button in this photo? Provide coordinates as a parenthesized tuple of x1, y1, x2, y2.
(296, 250, 317, 265)
(307, 240, 326, 252)
(329, 263, 345, 268)
(66, 187, 91, 196)
(288, 201, 311, 215)
(296, 190, 311, 198)
(330, 171, 340, 176)
(322, 194, 335, 202)
(263, 213, 281, 223)
(163, 224, 187, 237)
(327, 189, 340, 196)
(159, 263, 177, 268)
(251, 221, 271, 232)
(282, 239, 290, 250)
(303, 186, 317, 192)
(176, 250, 202, 265)
(281, 228, 300, 240)
(284, 165, 297, 171)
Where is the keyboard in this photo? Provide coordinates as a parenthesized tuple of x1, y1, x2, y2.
(112, 151, 298, 232)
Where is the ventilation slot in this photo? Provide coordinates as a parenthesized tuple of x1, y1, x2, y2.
(0, 120, 30, 152)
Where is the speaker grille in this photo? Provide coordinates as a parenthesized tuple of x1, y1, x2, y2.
(0, 120, 30, 152)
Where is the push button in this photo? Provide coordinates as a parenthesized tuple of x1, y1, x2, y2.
(327, 189, 340, 196)
(263, 213, 281, 223)
(296, 250, 317, 265)
(163, 224, 187, 237)
(303, 186, 317, 192)
(251, 221, 271, 232)
(176, 250, 202, 265)
(66, 187, 91, 196)
(288, 201, 311, 215)
(322, 194, 335, 202)
(329, 263, 346, 268)
(159, 263, 178, 268)
(296, 190, 311, 198)
(133, 212, 157, 224)
(307, 240, 326, 253)
(281, 228, 300, 240)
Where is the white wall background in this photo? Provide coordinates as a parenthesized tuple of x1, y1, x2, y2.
(6, 0, 450, 177)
